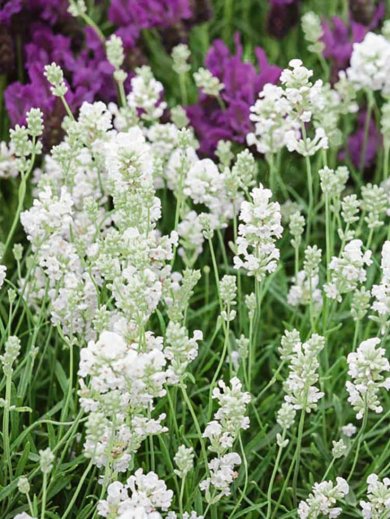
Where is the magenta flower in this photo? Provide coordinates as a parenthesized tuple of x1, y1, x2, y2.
(321, 3, 384, 79)
(187, 35, 281, 155)
(322, 17, 366, 77)
(4, 64, 55, 127)
(0, 0, 23, 24)
(340, 110, 382, 170)
(5, 26, 115, 130)
(267, 0, 300, 39)
(109, 0, 192, 49)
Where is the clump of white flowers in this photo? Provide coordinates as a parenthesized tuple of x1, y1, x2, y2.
(331, 439, 348, 459)
(324, 240, 372, 302)
(44, 63, 68, 97)
(194, 68, 224, 97)
(0, 265, 7, 290)
(8, 33, 390, 519)
(172, 43, 191, 75)
(361, 183, 388, 231)
(289, 245, 322, 311)
(203, 377, 250, 454)
(341, 423, 357, 438)
(347, 32, 390, 95)
(0, 141, 18, 178)
(1, 336, 21, 376)
(39, 447, 55, 474)
(276, 331, 325, 443)
(346, 338, 390, 419)
(247, 83, 295, 155)
(164, 322, 203, 382)
(248, 59, 329, 158)
(128, 66, 166, 122)
(174, 445, 194, 479)
(301, 11, 324, 54)
(298, 477, 349, 518)
(97, 469, 173, 517)
(234, 185, 283, 281)
(360, 474, 390, 518)
(199, 452, 242, 505)
(283, 332, 325, 412)
(319, 166, 349, 203)
(280, 59, 328, 156)
(371, 240, 390, 334)
(106, 34, 127, 89)
(219, 275, 237, 322)
(201, 377, 250, 503)
(79, 329, 180, 472)
(288, 269, 322, 309)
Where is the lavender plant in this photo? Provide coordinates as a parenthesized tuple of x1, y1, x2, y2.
(0, 2, 390, 519)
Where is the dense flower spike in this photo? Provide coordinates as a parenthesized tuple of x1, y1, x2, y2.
(347, 32, 390, 94)
(360, 474, 390, 518)
(234, 185, 283, 281)
(97, 469, 173, 517)
(298, 477, 349, 518)
(188, 35, 281, 154)
(371, 240, 390, 333)
(201, 377, 250, 503)
(324, 240, 372, 302)
(346, 338, 390, 419)
(281, 332, 325, 414)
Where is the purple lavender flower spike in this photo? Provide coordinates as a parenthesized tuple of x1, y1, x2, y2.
(188, 35, 281, 155)
(340, 110, 382, 170)
(0, 0, 23, 25)
(267, 0, 300, 38)
(109, 0, 192, 49)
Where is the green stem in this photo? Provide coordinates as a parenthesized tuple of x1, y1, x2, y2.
(352, 320, 360, 352)
(180, 384, 209, 471)
(347, 407, 368, 481)
(325, 194, 331, 281)
(2, 373, 13, 480)
(179, 475, 186, 517)
(208, 237, 223, 312)
(62, 460, 94, 519)
(179, 74, 188, 105)
(322, 457, 335, 481)
(81, 13, 105, 42)
(266, 431, 286, 519)
(223, 0, 233, 43)
(229, 435, 248, 518)
(60, 96, 75, 120)
(117, 80, 127, 108)
(384, 143, 389, 181)
(41, 472, 48, 519)
(2, 161, 33, 263)
(292, 409, 306, 504)
(301, 126, 314, 242)
(250, 281, 262, 391)
(254, 361, 285, 404)
(59, 341, 74, 440)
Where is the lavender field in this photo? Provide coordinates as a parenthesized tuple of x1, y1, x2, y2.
(0, 1, 390, 518)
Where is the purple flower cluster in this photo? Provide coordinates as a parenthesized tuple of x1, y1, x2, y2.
(266, 0, 300, 39)
(5, 25, 116, 129)
(1, 0, 116, 147)
(109, 0, 192, 49)
(321, 2, 384, 80)
(187, 35, 281, 155)
(320, 2, 385, 170)
(1, 0, 211, 147)
(344, 111, 382, 170)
